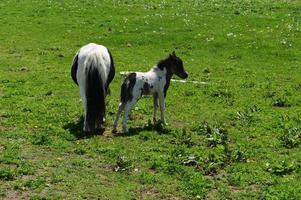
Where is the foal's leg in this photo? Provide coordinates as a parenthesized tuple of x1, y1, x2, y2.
(153, 93, 158, 123)
(158, 93, 166, 125)
(122, 98, 138, 133)
(113, 102, 125, 132)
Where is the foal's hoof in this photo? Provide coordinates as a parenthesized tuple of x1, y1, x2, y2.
(156, 120, 168, 126)
(122, 127, 129, 134)
(112, 128, 118, 135)
(153, 118, 157, 124)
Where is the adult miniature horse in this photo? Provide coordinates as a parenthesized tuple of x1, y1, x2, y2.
(113, 52, 188, 133)
(71, 43, 115, 132)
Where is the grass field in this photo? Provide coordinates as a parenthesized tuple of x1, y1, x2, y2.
(1, 0, 301, 199)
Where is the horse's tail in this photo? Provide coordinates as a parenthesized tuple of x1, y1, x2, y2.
(71, 53, 79, 85)
(85, 64, 106, 128)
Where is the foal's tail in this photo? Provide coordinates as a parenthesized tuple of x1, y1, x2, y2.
(85, 65, 106, 128)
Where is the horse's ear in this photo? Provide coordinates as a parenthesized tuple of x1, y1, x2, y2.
(172, 51, 176, 56)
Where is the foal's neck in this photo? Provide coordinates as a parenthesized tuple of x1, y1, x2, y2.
(154, 59, 173, 97)
(155, 59, 173, 80)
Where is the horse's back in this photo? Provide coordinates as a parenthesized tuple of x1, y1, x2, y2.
(79, 43, 108, 58)
(78, 43, 111, 67)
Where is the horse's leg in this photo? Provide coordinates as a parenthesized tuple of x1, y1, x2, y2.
(95, 111, 104, 131)
(122, 98, 137, 133)
(84, 102, 97, 133)
(79, 85, 91, 132)
(112, 102, 125, 132)
(84, 109, 95, 132)
(83, 111, 91, 132)
(96, 96, 106, 131)
(158, 93, 166, 125)
(153, 93, 158, 123)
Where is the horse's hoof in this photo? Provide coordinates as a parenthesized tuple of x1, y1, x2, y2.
(83, 127, 91, 133)
(95, 127, 105, 135)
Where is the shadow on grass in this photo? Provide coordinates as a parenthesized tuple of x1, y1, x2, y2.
(114, 121, 172, 137)
(63, 116, 105, 139)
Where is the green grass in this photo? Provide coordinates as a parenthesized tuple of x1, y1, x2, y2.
(1, 0, 301, 199)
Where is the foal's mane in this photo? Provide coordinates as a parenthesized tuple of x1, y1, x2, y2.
(157, 56, 171, 70)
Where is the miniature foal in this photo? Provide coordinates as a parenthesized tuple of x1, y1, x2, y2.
(113, 52, 188, 133)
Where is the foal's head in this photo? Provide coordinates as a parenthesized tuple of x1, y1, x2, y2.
(167, 52, 188, 79)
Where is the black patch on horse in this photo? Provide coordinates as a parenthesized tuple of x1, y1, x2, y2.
(142, 82, 151, 95)
(157, 57, 170, 71)
(157, 57, 173, 97)
(163, 73, 172, 97)
(105, 48, 115, 94)
(121, 73, 136, 103)
(71, 53, 79, 85)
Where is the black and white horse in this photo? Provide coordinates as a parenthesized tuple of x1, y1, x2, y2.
(71, 43, 115, 132)
(113, 52, 188, 133)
